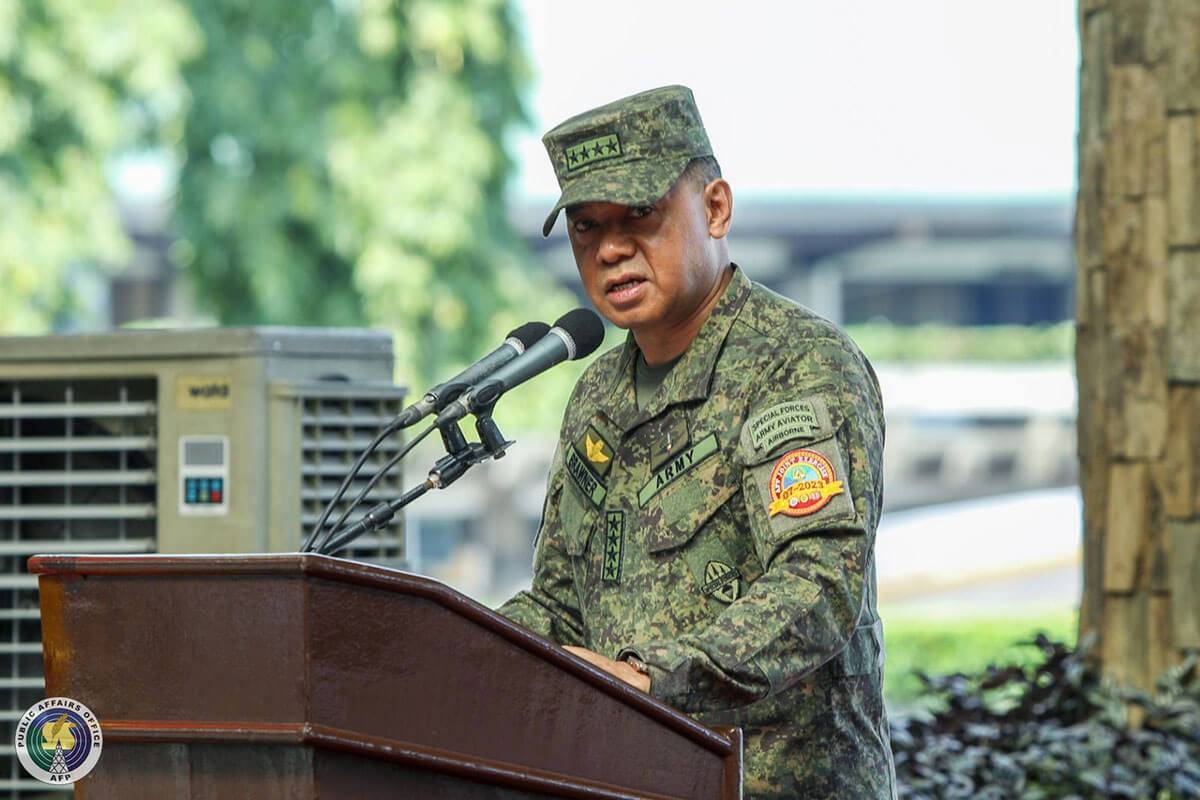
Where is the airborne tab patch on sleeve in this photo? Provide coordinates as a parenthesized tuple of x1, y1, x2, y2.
(741, 397, 834, 457)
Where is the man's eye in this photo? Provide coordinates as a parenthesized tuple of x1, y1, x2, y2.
(571, 219, 595, 233)
(630, 206, 654, 218)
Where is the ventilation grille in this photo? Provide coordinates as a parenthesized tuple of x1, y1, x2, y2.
(299, 389, 406, 564)
(0, 377, 157, 796)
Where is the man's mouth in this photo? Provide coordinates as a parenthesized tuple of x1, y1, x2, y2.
(607, 277, 646, 295)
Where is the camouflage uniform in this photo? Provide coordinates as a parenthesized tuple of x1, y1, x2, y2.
(502, 84, 896, 797)
(501, 266, 897, 799)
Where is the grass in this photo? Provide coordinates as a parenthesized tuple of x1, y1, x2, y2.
(883, 609, 1078, 709)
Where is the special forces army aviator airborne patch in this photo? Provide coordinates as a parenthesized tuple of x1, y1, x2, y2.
(742, 398, 827, 458)
(744, 395, 857, 534)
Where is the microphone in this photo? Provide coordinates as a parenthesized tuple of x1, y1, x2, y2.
(435, 308, 605, 426)
(391, 321, 551, 429)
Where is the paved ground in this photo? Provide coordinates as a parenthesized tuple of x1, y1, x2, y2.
(874, 487, 1081, 617)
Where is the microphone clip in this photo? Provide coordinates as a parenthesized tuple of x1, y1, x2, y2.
(472, 408, 513, 459)
(432, 405, 514, 487)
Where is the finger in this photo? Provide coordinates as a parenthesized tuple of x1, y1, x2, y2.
(563, 646, 619, 674)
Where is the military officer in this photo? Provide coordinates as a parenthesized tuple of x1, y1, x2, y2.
(499, 85, 897, 799)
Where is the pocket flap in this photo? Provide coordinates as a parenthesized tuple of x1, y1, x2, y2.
(560, 480, 598, 556)
(644, 452, 740, 553)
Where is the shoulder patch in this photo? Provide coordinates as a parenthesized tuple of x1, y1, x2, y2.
(767, 448, 845, 517)
(741, 397, 834, 457)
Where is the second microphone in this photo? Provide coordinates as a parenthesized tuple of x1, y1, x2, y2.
(435, 308, 605, 426)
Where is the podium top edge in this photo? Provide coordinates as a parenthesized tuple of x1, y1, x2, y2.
(29, 552, 350, 577)
(27, 554, 458, 600)
(28, 552, 739, 758)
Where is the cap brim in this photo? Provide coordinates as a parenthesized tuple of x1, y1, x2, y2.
(540, 155, 692, 237)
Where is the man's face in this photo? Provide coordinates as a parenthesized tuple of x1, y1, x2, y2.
(565, 177, 727, 340)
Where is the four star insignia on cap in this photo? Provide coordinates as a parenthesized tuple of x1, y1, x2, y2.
(565, 133, 622, 171)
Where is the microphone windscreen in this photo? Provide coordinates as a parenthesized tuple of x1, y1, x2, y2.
(507, 320, 551, 349)
(554, 308, 606, 360)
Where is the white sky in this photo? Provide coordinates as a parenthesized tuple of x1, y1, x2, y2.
(511, 0, 1079, 201)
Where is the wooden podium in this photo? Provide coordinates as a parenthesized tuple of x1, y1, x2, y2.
(30, 554, 742, 799)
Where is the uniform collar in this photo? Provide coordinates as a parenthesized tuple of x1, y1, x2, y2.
(600, 264, 751, 432)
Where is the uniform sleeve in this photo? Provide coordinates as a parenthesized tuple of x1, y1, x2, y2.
(619, 337, 885, 713)
(496, 443, 588, 648)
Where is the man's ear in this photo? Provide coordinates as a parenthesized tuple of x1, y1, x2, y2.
(704, 179, 733, 239)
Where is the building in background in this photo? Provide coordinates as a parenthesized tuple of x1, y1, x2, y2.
(403, 197, 1077, 602)
(81, 195, 1077, 604)
(516, 197, 1073, 326)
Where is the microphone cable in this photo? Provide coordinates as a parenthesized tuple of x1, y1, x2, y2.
(313, 421, 439, 554)
(301, 419, 401, 552)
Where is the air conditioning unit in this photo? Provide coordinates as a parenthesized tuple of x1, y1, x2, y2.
(0, 327, 407, 796)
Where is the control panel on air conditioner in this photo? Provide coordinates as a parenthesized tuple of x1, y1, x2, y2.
(178, 435, 229, 516)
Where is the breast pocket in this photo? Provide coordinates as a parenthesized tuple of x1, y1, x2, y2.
(559, 480, 600, 606)
(640, 447, 761, 624)
(560, 479, 597, 556)
(643, 448, 738, 553)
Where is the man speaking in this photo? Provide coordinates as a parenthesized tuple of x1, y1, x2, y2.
(499, 85, 897, 799)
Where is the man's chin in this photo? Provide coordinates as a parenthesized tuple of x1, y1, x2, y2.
(605, 313, 653, 335)
(591, 304, 636, 330)
(602, 316, 632, 331)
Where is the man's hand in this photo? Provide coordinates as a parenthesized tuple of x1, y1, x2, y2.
(563, 646, 651, 693)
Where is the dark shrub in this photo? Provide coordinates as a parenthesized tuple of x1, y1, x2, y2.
(891, 635, 1200, 799)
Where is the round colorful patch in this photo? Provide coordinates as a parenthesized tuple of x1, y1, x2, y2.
(15, 697, 103, 785)
(767, 448, 845, 518)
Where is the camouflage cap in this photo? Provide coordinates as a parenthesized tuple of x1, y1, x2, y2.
(540, 85, 713, 237)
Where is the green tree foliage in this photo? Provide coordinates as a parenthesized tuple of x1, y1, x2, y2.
(0, 0, 198, 331)
(1, 0, 578, 428)
(171, 0, 570, 395)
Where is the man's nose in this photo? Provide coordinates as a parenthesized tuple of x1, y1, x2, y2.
(597, 227, 636, 264)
